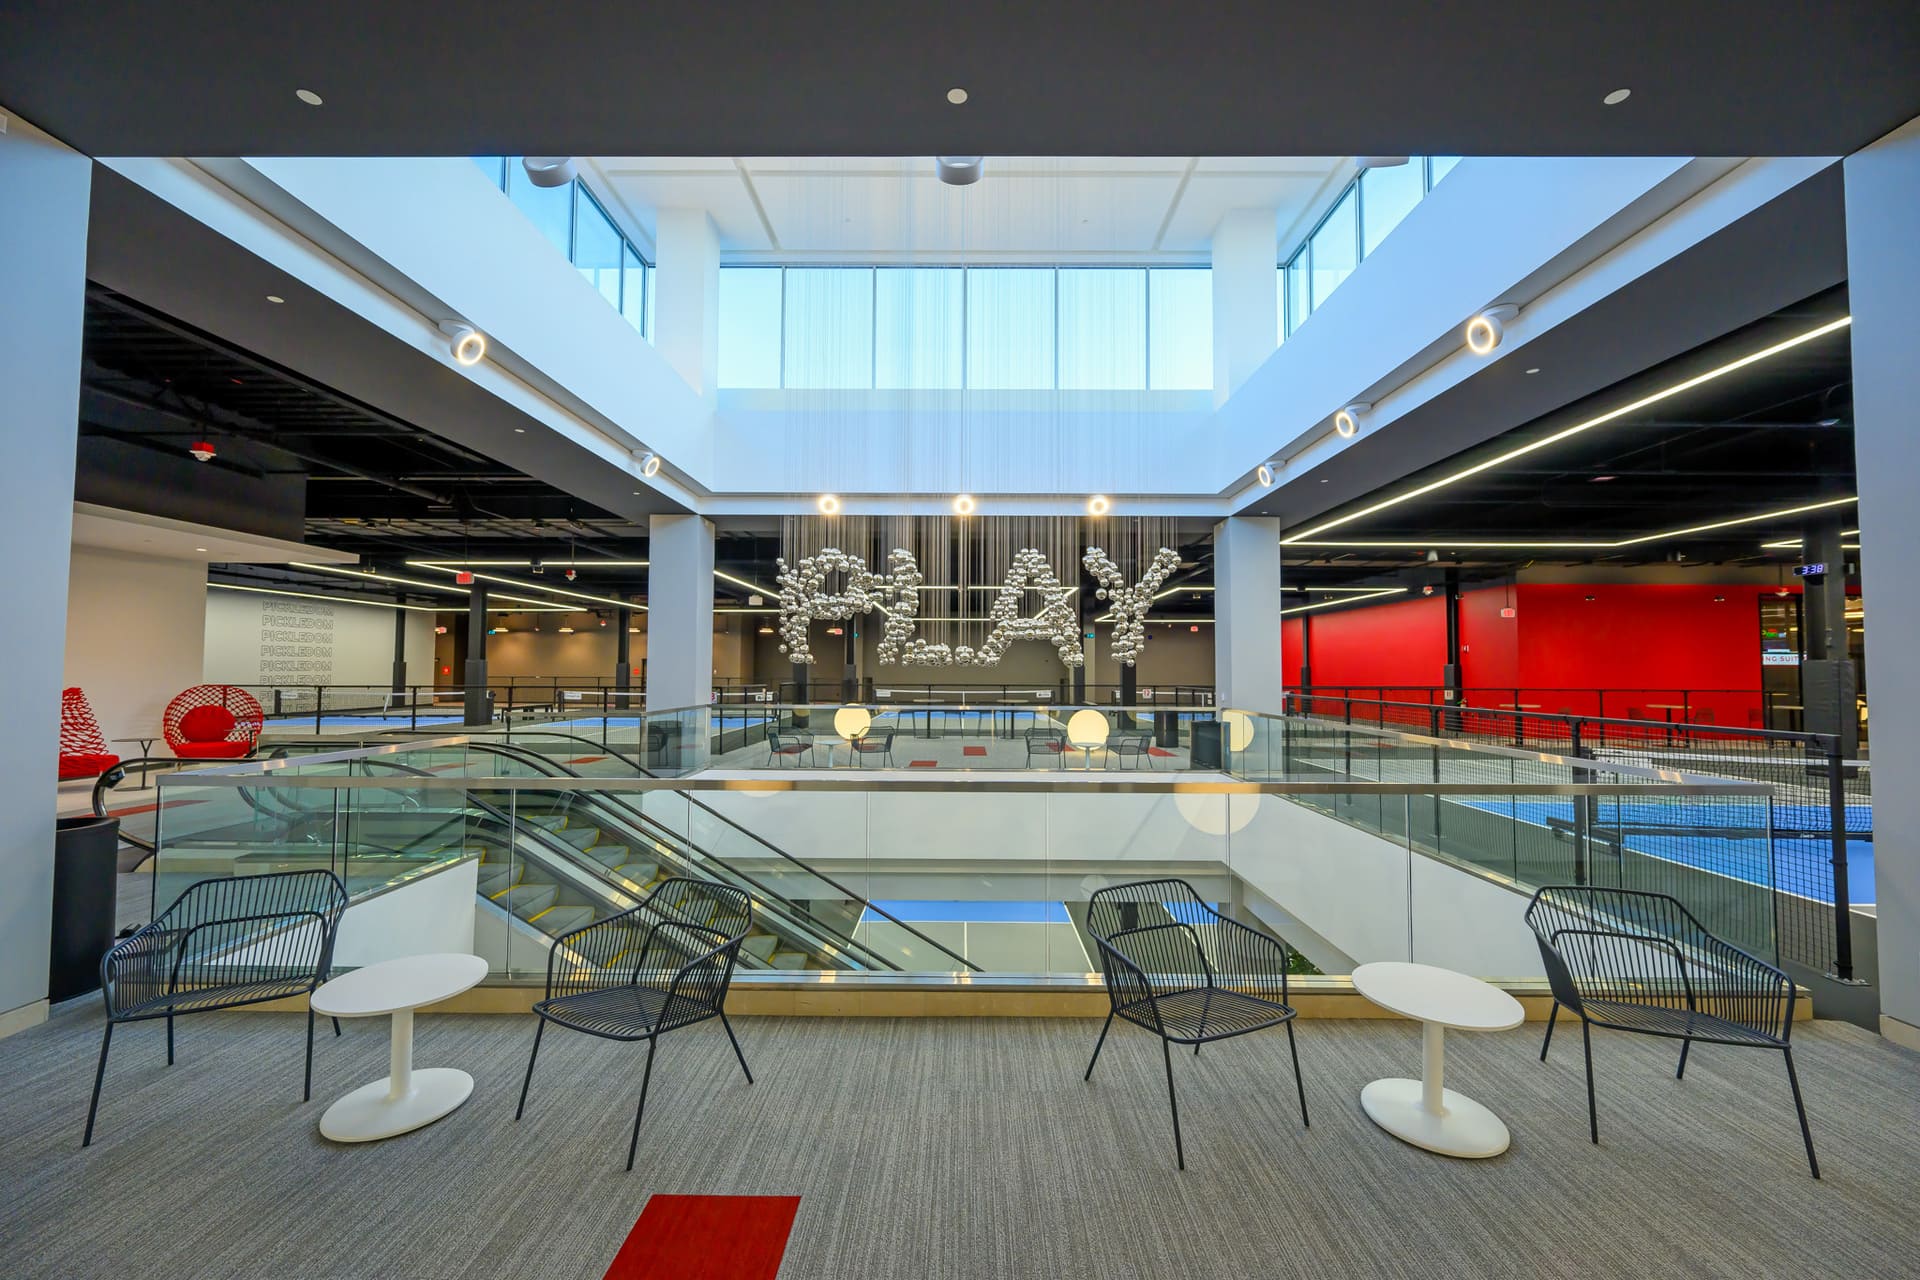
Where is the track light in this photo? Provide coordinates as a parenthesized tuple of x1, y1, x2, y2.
(522, 157, 577, 188)
(952, 494, 976, 515)
(639, 452, 662, 478)
(188, 440, 216, 462)
(817, 494, 842, 515)
(1465, 305, 1519, 355)
(1333, 403, 1371, 438)
(1256, 462, 1276, 487)
(1355, 156, 1411, 170)
(439, 320, 486, 365)
(935, 156, 985, 186)
(1087, 495, 1112, 516)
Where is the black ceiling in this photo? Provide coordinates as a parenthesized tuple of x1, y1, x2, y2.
(5, 3, 1919, 158)
(1280, 287, 1856, 576)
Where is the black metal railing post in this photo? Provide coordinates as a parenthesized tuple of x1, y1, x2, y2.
(1827, 744, 1855, 981)
(1570, 720, 1590, 886)
(313, 685, 323, 734)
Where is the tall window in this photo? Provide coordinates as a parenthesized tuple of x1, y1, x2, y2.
(474, 156, 653, 341)
(1282, 156, 1459, 337)
(717, 264, 1212, 391)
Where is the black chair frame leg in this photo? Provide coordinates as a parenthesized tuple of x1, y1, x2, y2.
(1286, 1020, 1310, 1128)
(515, 1017, 547, 1120)
(719, 1011, 753, 1084)
(1083, 1011, 1114, 1081)
(1677, 1036, 1692, 1079)
(1582, 1019, 1599, 1144)
(1161, 1035, 1185, 1171)
(82, 1023, 113, 1148)
(303, 1007, 315, 1102)
(1784, 1047, 1819, 1179)
(627, 1036, 659, 1172)
(1540, 1002, 1559, 1060)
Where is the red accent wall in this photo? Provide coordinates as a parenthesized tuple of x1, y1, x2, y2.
(1296, 582, 1803, 730)
(1304, 594, 1450, 690)
(1282, 616, 1304, 684)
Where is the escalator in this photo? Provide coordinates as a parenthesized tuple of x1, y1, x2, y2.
(101, 737, 975, 974)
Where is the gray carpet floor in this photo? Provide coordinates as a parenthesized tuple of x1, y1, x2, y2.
(2, 1005, 1916, 1279)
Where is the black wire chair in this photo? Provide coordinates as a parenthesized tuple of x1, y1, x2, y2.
(1525, 885, 1818, 1177)
(851, 728, 896, 768)
(84, 869, 349, 1147)
(1106, 731, 1154, 769)
(1025, 727, 1065, 769)
(515, 877, 754, 1170)
(764, 729, 815, 768)
(1084, 878, 1308, 1169)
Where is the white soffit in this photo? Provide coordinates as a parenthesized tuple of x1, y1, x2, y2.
(71, 503, 359, 565)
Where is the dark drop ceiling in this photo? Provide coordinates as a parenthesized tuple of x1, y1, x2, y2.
(4, 2, 1919, 158)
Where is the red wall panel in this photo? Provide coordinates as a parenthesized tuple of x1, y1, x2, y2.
(1306, 594, 1450, 690)
(1458, 586, 1519, 692)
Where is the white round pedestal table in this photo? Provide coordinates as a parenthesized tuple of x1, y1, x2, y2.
(310, 953, 488, 1143)
(1351, 961, 1525, 1158)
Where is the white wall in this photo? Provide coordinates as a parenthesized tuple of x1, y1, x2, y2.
(65, 549, 208, 742)
(1, 115, 89, 1031)
(204, 590, 435, 689)
(694, 783, 1544, 978)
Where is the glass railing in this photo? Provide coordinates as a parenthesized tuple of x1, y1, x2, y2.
(149, 733, 1775, 987)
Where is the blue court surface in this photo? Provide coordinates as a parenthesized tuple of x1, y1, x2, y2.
(863, 900, 1071, 923)
(266, 713, 464, 730)
(1461, 797, 1875, 905)
(541, 715, 771, 732)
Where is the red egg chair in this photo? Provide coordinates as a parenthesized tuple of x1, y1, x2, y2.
(59, 687, 121, 780)
(163, 685, 265, 760)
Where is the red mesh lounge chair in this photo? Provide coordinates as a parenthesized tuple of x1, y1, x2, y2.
(59, 688, 121, 780)
(163, 685, 265, 760)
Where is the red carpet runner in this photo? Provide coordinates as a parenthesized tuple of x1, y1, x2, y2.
(603, 1195, 800, 1280)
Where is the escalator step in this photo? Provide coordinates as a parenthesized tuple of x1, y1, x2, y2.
(741, 935, 779, 960)
(586, 844, 630, 868)
(476, 866, 513, 896)
(509, 883, 559, 919)
(530, 905, 595, 934)
(609, 862, 658, 886)
(770, 952, 809, 969)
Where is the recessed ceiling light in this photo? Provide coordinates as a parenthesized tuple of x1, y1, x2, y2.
(818, 494, 842, 515)
(1817, 416, 1842, 427)
(1087, 494, 1111, 516)
(1603, 88, 1631, 105)
(195, 547, 208, 553)
(513, 427, 525, 433)
(952, 494, 976, 515)
(295, 88, 323, 106)
(947, 87, 969, 105)
(266, 295, 285, 304)
(1525, 367, 1540, 375)
(1590, 475, 1617, 483)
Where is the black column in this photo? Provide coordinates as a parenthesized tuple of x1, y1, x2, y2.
(1442, 570, 1463, 703)
(1801, 517, 1858, 754)
(615, 605, 632, 703)
(391, 603, 408, 696)
(841, 624, 858, 702)
(1073, 591, 1091, 703)
(1119, 658, 1137, 707)
(463, 580, 490, 725)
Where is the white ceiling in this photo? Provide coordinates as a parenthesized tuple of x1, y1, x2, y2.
(584, 156, 1351, 262)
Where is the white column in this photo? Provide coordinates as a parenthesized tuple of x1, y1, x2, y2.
(1210, 208, 1280, 406)
(652, 209, 721, 404)
(1845, 114, 1920, 1048)
(646, 514, 715, 712)
(1213, 517, 1284, 714)
(0, 113, 89, 1035)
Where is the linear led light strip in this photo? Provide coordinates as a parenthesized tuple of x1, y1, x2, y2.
(1287, 496, 1858, 550)
(212, 583, 455, 612)
(1281, 587, 1409, 616)
(293, 562, 569, 610)
(1283, 316, 1854, 545)
(410, 559, 651, 568)
(1760, 530, 1860, 550)
(406, 564, 646, 611)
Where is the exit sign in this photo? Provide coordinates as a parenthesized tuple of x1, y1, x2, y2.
(1794, 563, 1827, 577)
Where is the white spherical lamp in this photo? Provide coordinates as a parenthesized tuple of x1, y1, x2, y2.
(1220, 709, 1255, 753)
(833, 705, 872, 741)
(1067, 708, 1111, 749)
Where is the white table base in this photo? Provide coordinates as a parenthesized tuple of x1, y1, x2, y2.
(319, 1008, 474, 1143)
(1360, 1021, 1510, 1158)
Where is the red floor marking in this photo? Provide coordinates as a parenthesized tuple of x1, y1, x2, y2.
(963, 745, 987, 757)
(564, 756, 608, 765)
(103, 797, 206, 819)
(1148, 747, 1177, 757)
(603, 1194, 799, 1280)
(908, 759, 938, 768)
